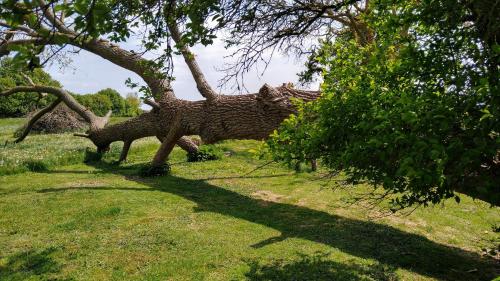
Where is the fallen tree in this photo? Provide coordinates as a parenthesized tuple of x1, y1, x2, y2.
(0, 0, 320, 167)
(2, 81, 319, 163)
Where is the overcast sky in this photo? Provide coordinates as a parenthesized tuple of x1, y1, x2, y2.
(45, 38, 318, 101)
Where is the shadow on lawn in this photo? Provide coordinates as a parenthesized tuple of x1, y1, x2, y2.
(0, 247, 70, 281)
(245, 252, 399, 281)
(40, 164, 499, 281)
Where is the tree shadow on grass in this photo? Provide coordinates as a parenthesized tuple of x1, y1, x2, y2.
(41, 164, 500, 281)
(245, 252, 399, 281)
(0, 247, 70, 281)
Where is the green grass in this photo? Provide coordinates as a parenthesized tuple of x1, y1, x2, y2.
(0, 118, 498, 281)
(0, 118, 127, 175)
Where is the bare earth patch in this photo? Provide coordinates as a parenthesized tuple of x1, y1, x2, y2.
(252, 190, 287, 206)
(60, 180, 107, 189)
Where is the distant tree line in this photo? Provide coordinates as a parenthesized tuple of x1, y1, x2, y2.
(73, 89, 142, 117)
(0, 58, 141, 118)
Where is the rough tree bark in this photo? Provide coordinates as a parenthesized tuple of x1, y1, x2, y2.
(1, 81, 319, 166)
(0, 3, 320, 168)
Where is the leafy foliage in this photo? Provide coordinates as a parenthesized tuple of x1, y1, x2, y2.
(268, 0, 499, 209)
(73, 92, 113, 117)
(124, 92, 142, 117)
(96, 88, 126, 115)
(0, 0, 224, 86)
(186, 144, 222, 162)
(73, 89, 142, 117)
(0, 58, 60, 117)
(138, 163, 171, 177)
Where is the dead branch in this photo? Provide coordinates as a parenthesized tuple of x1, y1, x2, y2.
(1, 85, 109, 131)
(143, 99, 160, 109)
(14, 98, 62, 143)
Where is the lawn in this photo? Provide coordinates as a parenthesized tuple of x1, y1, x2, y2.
(0, 118, 498, 281)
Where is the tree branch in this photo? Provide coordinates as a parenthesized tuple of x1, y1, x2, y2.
(21, 73, 36, 86)
(1, 85, 109, 131)
(74, 133, 90, 138)
(143, 98, 160, 109)
(0, 38, 47, 55)
(0, 22, 38, 36)
(119, 140, 132, 162)
(37, 0, 74, 34)
(15, 98, 62, 143)
(152, 114, 183, 167)
(2, 7, 174, 101)
(168, 22, 217, 101)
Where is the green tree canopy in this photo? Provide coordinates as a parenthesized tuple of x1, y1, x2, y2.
(96, 88, 126, 115)
(73, 90, 142, 117)
(0, 58, 60, 117)
(268, 0, 499, 209)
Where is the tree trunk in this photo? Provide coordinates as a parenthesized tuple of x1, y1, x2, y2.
(85, 84, 319, 167)
(119, 140, 132, 162)
(152, 116, 182, 166)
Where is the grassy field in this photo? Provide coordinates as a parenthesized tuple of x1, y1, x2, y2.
(0, 118, 498, 281)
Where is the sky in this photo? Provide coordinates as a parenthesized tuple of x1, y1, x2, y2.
(45, 38, 319, 101)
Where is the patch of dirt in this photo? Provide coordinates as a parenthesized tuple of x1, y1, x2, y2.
(60, 180, 106, 188)
(297, 198, 308, 206)
(251, 190, 287, 206)
(388, 216, 428, 228)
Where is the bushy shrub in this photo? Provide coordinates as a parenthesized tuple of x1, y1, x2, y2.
(138, 163, 171, 177)
(24, 160, 49, 172)
(124, 92, 142, 117)
(268, 0, 499, 209)
(187, 145, 223, 162)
